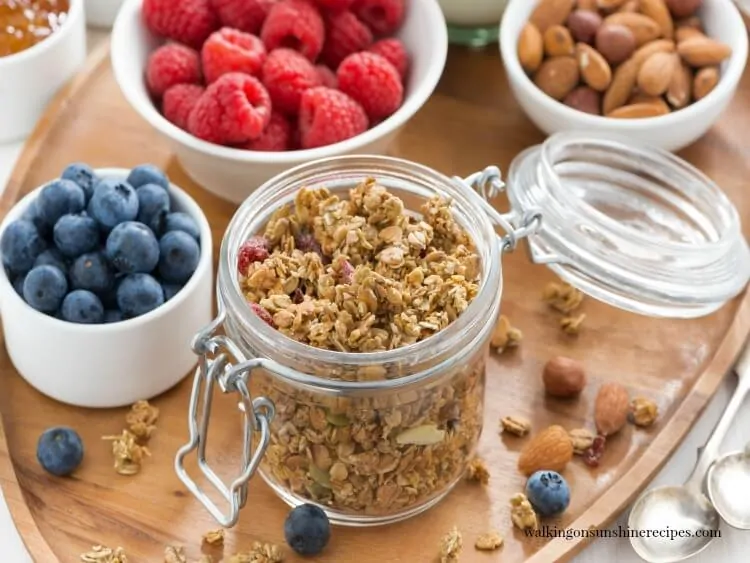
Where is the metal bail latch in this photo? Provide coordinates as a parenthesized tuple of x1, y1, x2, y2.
(452, 166, 543, 255)
(174, 303, 277, 528)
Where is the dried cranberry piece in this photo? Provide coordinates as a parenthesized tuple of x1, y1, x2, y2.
(291, 287, 305, 304)
(250, 303, 275, 327)
(340, 260, 354, 284)
(295, 232, 323, 255)
(238, 236, 270, 274)
(582, 434, 606, 467)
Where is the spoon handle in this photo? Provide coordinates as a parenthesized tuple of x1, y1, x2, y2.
(686, 342, 750, 491)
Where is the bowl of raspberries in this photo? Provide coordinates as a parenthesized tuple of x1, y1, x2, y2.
(0, 163, 213, 409)
(111, 0, 448, 203)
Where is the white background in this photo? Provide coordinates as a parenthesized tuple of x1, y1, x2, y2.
(0, 27, 748, 563)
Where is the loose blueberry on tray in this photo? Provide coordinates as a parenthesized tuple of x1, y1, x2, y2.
(525, 470, 571, 517)
(284, 503, 331, 556)
(0, 163, 201, 324)
(36, 426, 84, 476)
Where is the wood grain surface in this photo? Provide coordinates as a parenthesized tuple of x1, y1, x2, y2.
(0, 41, 749, 563)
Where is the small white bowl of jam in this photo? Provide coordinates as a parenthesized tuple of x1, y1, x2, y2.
(0, 0, 86, 143)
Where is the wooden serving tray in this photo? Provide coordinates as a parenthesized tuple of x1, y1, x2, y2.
(1, 41, 750, 563)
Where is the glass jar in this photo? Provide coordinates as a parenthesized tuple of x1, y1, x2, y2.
(437, 0, 508, 47)
(175, 133, 750, 528)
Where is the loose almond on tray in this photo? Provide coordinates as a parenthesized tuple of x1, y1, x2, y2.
(518, 0, 733, 117)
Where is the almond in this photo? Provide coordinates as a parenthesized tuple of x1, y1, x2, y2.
(606, 102, 670, 118)
(693, 66, 719, 100)
(577, 43, 612, 91)
(617, 0, 640, 11)
(677, 36, 732, 67)
(639, 0, 673, 39)
(602, 57, 639, 113)
(544, 24, 575, 56)
(637, 51, 676, 96)
(517, 425, 574, 476)
(631, 38, 675, 66)
(534, 56, 580, 100)
(597, 0, 627, 8)
(518, 23, 545, 73)
(542, 356, 587, 397)
(604, 12, 662, 46)
(531, 0, 576, 32)
(666, 61, 692, 108)
(675, 26, 703, 43)
(627, 92, 671, 112)
(594, 382, 630, 435)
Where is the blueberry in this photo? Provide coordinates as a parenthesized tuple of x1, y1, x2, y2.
(36, 179, 86, 228)
(87, 178, 138, 230)
(34, 248, 68, 273)
(126, 164, 169, 190)
(158, 231, 200, 284)
(22, 204, 52, 238)
(136, 184, 170, 234)
(61, 290, 104, 324)
(284, 504, 330, 556)
(105, 221, 159, 274)
(103, 309, 124, 323)
(53, 214, 100, 258)
(117, 273, 164, 317)
(11, 274, 26, 297)
(163, 211, 200, 240)
(525, 470, 571, 517)
(1, 219, 47, 275)
(162, 283, 183, 301)
(61, 163, 98, 202)
(100, 275, 123, 309)
(23, 265, 68, 313)
(36, 426, 83, 476)
(70, 252, 114, 294)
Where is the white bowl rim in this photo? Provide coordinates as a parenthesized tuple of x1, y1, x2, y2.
(0, 0, 84, 66)
(111, 0, 449, 163)
(499, 0, 749, 130)
(0, 167, 213, 334)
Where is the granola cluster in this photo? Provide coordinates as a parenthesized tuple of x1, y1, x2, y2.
(239, 179, 481, 358)
(102, 400, 159, 475)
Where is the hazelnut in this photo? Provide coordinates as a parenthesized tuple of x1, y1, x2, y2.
(542, 356, 587, 397)
(563, 86, 601, 114)
(665, 0, 703, 19)
(595, 23, 636, 65)
(567, 10, 603, 44)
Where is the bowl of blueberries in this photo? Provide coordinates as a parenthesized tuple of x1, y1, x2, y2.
(0, 163, 213, 408)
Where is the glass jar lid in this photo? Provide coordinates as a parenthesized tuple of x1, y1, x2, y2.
(495, 131, 750, 319)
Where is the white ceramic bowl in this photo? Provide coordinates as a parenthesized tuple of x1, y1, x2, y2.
(85, 0, 125, 28)
(110, 0, 449, 204)
(499, 0, 749, 152)
(0, 0, 87, 144)
(0, 169, 213, 408)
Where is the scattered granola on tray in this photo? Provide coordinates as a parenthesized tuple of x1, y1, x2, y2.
(474, 531, 504, 551)
(466, 456, 490, 484)
(542, 281, 583, 314)
(102, 429, 150, 476)
(510, 493, 539, 531)
(568, 428, 596, 455)
(500, 415, 531, 437)
(630, 397, 659, 427)
(125, 400, 160, 440)
(238, 179, 486, 517)
(202, 529, 226, 546)
(226, 542, 284, 563)
(560, 313, 586, 335)
(439, 527, 463, 563)
(164, 546, 187, 563)
(490, 314, 523, 352)
(80, 545, 128, 563)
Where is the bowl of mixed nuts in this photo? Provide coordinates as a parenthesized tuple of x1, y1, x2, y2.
(499, 0, 748, 152)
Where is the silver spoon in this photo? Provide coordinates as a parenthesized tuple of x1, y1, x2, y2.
(707, 442, 750, 529)
(628, 341, 750, 563)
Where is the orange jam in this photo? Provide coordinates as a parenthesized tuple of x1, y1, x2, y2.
(0, 0, 69, 58)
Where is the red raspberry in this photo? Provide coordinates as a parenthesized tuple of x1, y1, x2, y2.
(163, 84, 205, 130)
(320, 10, 373, 69)
(202, 28, 267, 84)
(188, 73, 272, 144)
(210, 0, 274, 34)
(242, 112, 293, 151)
(299, 87, 368, 149)
(261, 48, 321, 115)
(238, 236, 270, 274)
(315, 64, 337, 88)
(368, 38, 408, 79)
(142, 0, 220, 49)
(260, 0, 325, 62)
(353, 0, 404, 36)
(315, 0, 355, 12)
(146, 43, 202, 98)
(250, 303, 276, 327)
(337, 52, 403, 120)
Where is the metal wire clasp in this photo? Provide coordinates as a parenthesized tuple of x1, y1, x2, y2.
(174, 305, 277, 528)
(453, 166, 543, 254)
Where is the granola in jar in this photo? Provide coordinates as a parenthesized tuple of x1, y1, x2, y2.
(237, 178, 487, 519)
